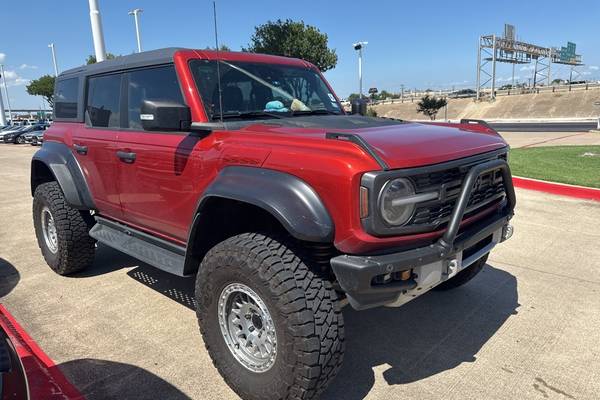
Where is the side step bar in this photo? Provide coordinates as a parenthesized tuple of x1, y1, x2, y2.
(89, 217, 188, 277)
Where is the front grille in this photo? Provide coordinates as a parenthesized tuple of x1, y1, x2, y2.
(408, 161, 505, 227)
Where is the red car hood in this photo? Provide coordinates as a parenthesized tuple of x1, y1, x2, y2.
(244, 117, 507, 170)
(347, 122, 507, 169)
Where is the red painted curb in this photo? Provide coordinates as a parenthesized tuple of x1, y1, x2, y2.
(0, 304, 84, 400)
(512, 176, 600, 202)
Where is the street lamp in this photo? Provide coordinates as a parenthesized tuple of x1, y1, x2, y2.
(0, 64, 12, 124)
(353, 41, 368, 99)
(88, 0, 107, 62)
(128, 8, 143, 53)
(0, 79, 5, 126)
(48, 43, 59, 76)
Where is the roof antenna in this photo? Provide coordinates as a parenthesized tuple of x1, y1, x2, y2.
(213, 0, 224, 124)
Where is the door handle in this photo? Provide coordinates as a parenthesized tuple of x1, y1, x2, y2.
(73, 143, 88, 155)
(116, 150, 136, 163)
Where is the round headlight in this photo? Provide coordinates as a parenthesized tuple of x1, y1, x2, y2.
(379, 178, 416, 226)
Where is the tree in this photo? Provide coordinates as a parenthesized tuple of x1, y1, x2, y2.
(416, 95, 447, 120)
(378, 90, 392, 100)
(26, 75, 55, 107)
(86, 53, 118, 64)
(204, 45, 231, 51)
(245, 19, 338, 72)
(347, 93, 360, 102)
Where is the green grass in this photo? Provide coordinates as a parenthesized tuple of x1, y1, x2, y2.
(509, 146, 600, 188)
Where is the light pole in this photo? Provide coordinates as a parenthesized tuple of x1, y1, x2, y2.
(48, 43, 59, 76)
(353, 41, 368, 99)
(0, 80, 5, 126)
(128, 8, 143, 53)
(88, 0, 107, 62)
(0, 64, 12, 124)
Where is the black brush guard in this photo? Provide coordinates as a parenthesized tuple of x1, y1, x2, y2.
(331, 159, 516, 310)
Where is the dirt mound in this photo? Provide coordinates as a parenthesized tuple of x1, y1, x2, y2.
(374, 89, 600, 120)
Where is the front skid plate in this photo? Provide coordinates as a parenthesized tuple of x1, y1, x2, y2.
(381, 228, 502, 308)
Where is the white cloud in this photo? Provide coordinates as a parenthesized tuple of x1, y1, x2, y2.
(589, 66, 599, 71)
(19, 64, 38, 70)
(2, 69, 30, 87)
(582, 71, 592, 76)
(520, 65, 535, 71)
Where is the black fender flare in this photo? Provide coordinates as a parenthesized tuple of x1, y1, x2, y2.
(31, 141, 96, 210)
(193, 166, 334, 243)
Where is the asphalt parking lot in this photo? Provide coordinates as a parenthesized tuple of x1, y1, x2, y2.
(1, 143, 600, 400)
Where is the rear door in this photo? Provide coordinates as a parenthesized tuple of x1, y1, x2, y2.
(71, 73, 123, 219)
(115, 65, 205, 241)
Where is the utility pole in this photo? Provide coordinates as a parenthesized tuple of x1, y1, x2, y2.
(88, 0, 107, 62)
(512, 63, 515, 87)
(476, 36, 481, 101)
(490, 34, 497, 100)
(128, 8, 143, 53)
(400, 84, 404, 103)
(353, 42, 368, 99)
(48, 43, 59, 76)
(0, 81, 5, 126)
(532, 58, 539, 88)
(0, 64, 12, 124)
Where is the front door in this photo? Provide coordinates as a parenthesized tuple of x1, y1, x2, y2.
(115, 65, 205, 242)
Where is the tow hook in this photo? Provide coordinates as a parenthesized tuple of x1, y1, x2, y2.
(501, 224, 514, 242)
(445, 258, 459, 276)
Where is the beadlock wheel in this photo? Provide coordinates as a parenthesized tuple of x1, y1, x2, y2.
(41, 206, 58, 254)
(218, 283, 277, 373)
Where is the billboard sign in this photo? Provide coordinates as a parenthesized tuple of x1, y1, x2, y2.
(559, 42, 577, 63)
(504, 24, 515, 41)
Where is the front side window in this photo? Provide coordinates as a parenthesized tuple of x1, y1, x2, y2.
(189, 60, 342, 120)
(54, 78, 79, 119)
(126, 65, 184, 129)
(86, 74, 122, 128)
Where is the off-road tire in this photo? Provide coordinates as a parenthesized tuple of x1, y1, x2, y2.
(33, 181, 96, 275)
(196, 233, 345, 400)
(433, 253, 488, 291)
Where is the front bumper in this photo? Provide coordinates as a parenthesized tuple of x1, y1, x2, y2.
(331, 159, 516, 310)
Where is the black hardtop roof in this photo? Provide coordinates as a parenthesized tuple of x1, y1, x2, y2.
(59, 47, 187, 79)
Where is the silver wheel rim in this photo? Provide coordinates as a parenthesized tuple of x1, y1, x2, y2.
(218, 283, 277, 373)
(41, 206, 58, 254)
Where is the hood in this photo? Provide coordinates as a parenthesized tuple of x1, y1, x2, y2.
(243, 115, 507, 169)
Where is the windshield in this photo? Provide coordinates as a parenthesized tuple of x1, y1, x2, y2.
(189, 59, 342, 120)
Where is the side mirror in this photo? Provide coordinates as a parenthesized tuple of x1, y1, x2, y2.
(140, 100, 192, 131)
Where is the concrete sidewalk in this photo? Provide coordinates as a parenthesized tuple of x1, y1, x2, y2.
(499, 131, 600, 148)
(1, 145, 600, 400)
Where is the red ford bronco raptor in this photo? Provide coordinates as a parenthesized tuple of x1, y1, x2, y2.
(31, 48, 515, 400)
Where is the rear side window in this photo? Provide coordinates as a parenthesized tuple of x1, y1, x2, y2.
(54, 78, 79, 119)
(126, 65, 183, 129)
(86, 74, 122, 128)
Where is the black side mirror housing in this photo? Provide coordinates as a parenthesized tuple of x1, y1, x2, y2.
(140, 100, 192, 131)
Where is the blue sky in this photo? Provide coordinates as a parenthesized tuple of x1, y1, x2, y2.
(1, 0, 599, 109)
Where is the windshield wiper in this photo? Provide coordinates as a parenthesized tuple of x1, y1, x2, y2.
(291, 109, 340, 116)
(212, 111, 286, 120)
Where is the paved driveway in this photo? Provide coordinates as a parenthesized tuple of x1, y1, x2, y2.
(1, 144, 599, 399)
